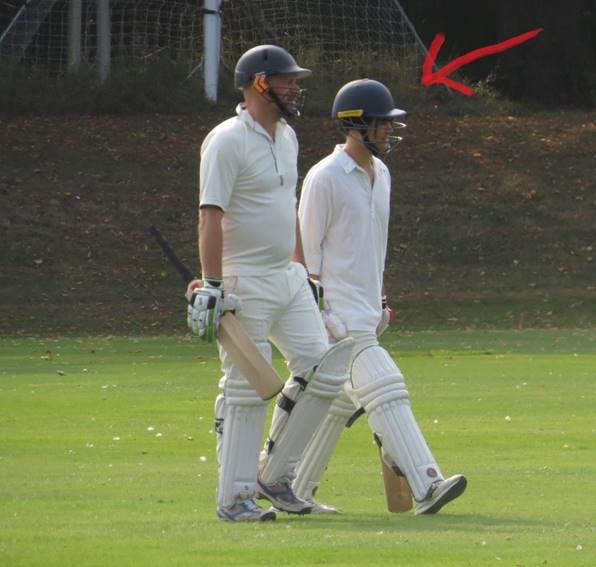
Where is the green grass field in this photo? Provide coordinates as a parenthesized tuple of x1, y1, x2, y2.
(1, 329, 595, 566)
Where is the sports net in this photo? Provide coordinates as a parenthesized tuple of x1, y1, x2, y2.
(0, 0, 426, 104)
(221, 0, 425, 102)
(0, 0, 202, 74)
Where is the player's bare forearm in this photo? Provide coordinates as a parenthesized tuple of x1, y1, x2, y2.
(198, 205, 224, 279)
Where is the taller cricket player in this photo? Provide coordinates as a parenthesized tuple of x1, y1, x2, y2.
(186, 45, 354, 522)
(294, 79, 467, 514)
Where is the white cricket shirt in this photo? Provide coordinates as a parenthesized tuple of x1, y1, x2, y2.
(199, 105, 299, 276)
(298, 145, 391, 331)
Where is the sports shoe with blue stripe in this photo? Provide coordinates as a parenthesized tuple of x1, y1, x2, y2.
(256, 478, 313, 515)
(217, 497, 277, 522)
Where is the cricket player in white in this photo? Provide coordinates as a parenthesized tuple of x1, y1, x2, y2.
(186, 45, 353, 522)
(294, 79, 466, 515)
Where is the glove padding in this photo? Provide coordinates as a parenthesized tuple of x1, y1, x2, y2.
(307, 277, 325, 311)
(186, 279, 241, 342)
(322, 306, 348, 340)
(376, 296, 395, 337)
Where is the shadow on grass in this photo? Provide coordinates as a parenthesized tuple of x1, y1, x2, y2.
(280, 512, 563, 533)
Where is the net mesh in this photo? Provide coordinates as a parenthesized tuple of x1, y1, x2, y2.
(0, 1, 425, 102)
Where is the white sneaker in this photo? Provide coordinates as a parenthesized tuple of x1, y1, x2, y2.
(415, 475, 467, 515)
(256, 478, 312, 515)
(309, 499, 341, 514)
(217, 497, 277, 522)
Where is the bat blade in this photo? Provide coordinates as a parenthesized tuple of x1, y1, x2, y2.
(379, 447, 413, 512)
(218, 313, 284, 400)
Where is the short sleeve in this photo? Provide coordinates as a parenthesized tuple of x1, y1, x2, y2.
(199, 125, 243, 211)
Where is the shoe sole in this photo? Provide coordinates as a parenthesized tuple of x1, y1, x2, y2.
(417, 476, 467, 515)
(217, 509, 277, 522)
(309, 502, 341, 514)
(259, 509, 278, 521)
(311, 507, 341, 515)
(257, 493, 313, 515)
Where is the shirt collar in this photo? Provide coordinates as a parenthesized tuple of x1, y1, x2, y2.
(333, 144, 367, 174)
(236, 104, 287, 138)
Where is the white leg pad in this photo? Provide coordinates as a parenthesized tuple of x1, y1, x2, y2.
(292, 389, 356, 500)
(216, 376, 269, 508)
(352, 346, 443, 500)
(259, 337, 354, 484)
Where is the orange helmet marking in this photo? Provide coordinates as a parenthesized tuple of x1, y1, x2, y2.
(253, 73, 269, 93)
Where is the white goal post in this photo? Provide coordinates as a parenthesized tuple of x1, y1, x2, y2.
(203, 0, 221, 102)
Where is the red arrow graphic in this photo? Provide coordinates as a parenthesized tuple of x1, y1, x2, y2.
(422, 28, 544, 96)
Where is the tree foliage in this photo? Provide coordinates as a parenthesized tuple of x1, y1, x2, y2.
(495, 0, 595, 105)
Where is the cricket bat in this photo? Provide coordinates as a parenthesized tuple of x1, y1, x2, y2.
(378, 447, 413, 512)
(218, 312, 283, 400)
(148, 226, 284, 401)
(348, 417, 413, 513)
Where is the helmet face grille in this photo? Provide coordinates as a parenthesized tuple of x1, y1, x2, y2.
(336, 115, 406, 156)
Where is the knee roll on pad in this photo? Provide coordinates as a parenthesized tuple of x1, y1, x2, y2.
(328, 390, 357, 418)
(223, 345, 272, 406)
(224, 375, 267, 406)
(351, 346, 407, 392)
(220, 339, 273, 402)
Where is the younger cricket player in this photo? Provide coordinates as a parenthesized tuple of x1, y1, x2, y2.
(294, 79, 467, 515)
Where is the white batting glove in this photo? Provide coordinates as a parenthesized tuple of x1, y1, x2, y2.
(322, 302, 348, 341)
(222, 293, 242, 314)
(186, 280, 223, 342)
(186, 279, 242, 342)
(376, 296, 395, 337)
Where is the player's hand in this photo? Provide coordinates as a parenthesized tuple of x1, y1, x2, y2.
(187, 280, 223, 342)
(186, 280, 242, 342)
(186, 280, 223, 342)
(322, 301, 348, 340)
(376, 296, 395, 337)
(307, 277, 325, 310)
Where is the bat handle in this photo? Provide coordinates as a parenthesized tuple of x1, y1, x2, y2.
(148, 225, 195, 284)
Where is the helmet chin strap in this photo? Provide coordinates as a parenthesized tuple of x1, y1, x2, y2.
(266, 89, 297, 119)
(364, 121, 405, 157)
(362, 133, 381, 157)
